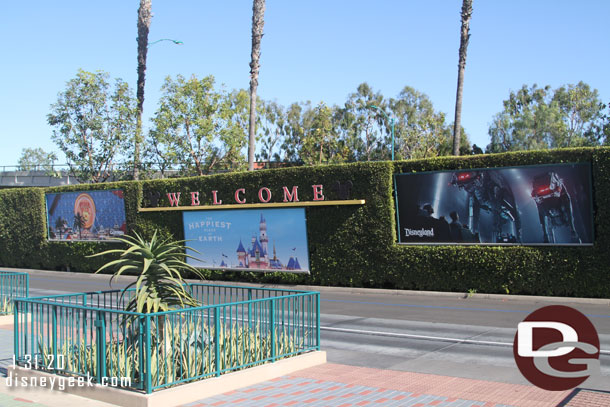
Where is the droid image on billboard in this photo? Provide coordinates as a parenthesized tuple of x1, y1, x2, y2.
(395, 163, 593, 245)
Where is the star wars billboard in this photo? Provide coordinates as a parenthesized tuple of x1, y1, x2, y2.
(395, 163, 593, 245)
(183, 208, 310, 273)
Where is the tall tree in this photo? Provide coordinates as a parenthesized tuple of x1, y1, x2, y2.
(257, 100, 287, 162)
(48, 70, 136, 183)
(552, 82, 607, 147)
(337, 83, 386, 161)
(390, 87, 454, 160)
(134, 0, 152, 180)
(299, 102, 343, 165)
(487, 83, 608, 153)
(247, 0, 266, 171)
(17, 147, 58, 172)
(147, 75, 248, 176)
(452, 0, 473, 156)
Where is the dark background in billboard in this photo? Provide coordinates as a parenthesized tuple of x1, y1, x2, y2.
(395, 163, 593, 245)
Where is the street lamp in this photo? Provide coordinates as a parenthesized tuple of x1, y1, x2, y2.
(368, 105, 395, 161)
(148, 38, 183, 47)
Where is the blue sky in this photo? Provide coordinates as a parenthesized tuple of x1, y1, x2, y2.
(1, 1, 608, 166)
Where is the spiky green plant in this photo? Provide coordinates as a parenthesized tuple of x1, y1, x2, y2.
(90, 230, 205, 313)
(37, 320, 302, 390)
(0, 297, 13, 315)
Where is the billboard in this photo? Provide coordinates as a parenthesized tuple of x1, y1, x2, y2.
(46, 190, 127, 241)
(395, 163, 593, 245)
(183, 208, 310, 273)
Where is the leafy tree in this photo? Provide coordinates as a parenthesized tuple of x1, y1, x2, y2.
(134, 0, 152, 180)
(336, 83, 387, 161)
(147, 75, 248, 175)
(48, 69, 136, 183)
(248, 0, 266, 170)
(440, 124, 472, 156)
(452, 0, 473, 156)
(602, 102, 610, 145)
(278, 102, 308, 163)
(487, 82, 608, 153)
(390, 87, 454, 160)
(17, 147, 58, 171)
(219, 89, 250, 171)
(552, 82, 608, 147)
(257, 100, 287, 162)
(299, 102, 344, 165)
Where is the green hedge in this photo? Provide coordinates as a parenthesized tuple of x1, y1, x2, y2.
(0, 147, 608, 297)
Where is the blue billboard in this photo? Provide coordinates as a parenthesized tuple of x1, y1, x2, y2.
(183, 208, 310, 273)
(46, 190, 127, 241)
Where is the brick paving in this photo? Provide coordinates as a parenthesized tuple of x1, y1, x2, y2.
(180, 363, 599, 407)
(558, 389, 610, 407)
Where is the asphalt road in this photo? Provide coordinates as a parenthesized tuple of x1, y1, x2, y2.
(11, 268, 610, 391)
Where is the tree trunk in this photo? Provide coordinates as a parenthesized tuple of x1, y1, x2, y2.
(134, 0, 152, 180)
(248, 0, 266, 171)
(452, 0, 473, 156)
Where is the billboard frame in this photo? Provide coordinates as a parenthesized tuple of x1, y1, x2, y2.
(182, 207, 311, 274)
(393, 162, 594, 247)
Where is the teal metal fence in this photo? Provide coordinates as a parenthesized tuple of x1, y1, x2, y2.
(0, 271, 29, 314)
(14, 283, 320, 393)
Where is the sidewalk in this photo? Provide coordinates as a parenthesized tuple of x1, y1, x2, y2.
(177, 363, 610, 407)
(2, 317, 609, 407)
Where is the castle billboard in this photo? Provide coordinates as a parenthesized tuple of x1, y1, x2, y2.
(183, 208, 310, 273)
(395, 163, 593, 245)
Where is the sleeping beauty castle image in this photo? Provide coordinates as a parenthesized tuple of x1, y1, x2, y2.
(226, 214, 302, 271)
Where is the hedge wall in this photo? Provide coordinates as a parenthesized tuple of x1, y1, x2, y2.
(0, 147, 608, 297)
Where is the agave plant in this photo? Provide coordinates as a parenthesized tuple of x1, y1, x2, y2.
(91, 230, 205, 313)
(0, 297, 13, 315)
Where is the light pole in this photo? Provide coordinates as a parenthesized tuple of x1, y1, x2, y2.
(368, 105, 395, 161)
(148, 38, 183, 47)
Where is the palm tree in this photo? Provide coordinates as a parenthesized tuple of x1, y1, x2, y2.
(247, 0, 266, 171)
(73, 213, 85, 239)
(134, 0, 152, 180)
(452, 0, 473, 156)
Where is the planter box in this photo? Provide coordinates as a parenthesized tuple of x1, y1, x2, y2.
(13, 283, 321, 394)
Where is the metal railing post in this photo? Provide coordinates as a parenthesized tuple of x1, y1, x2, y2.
(52, 305, 58, 370)
(13, 300, 19, 359)
(270, 299, 276, 362)
(316, 293, 321, 350)
(95, 311, 106, 381)
(248, 289, 252, 329)
(145, 315, 152, 394)
(215, 307, 221, 377)
(138, 317, 145, 390)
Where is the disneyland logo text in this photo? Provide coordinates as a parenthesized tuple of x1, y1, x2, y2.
(404, 228, 435, 237)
